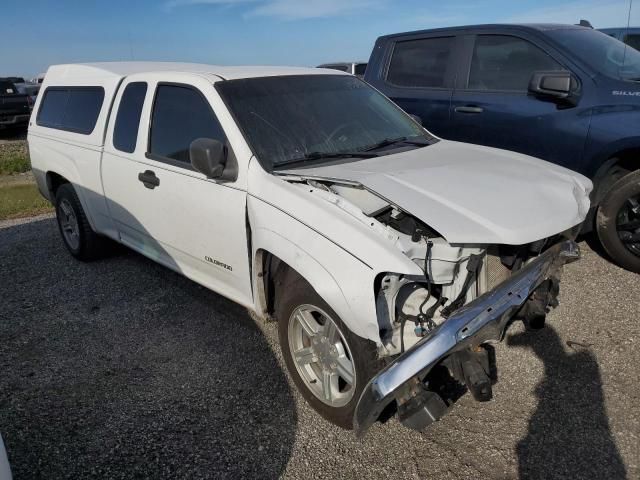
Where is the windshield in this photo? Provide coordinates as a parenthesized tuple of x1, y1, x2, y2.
(548, 28, 640, 81)
(216, 75, 433, 170)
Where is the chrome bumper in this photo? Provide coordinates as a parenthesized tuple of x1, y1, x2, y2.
(354, 240, 580, 436)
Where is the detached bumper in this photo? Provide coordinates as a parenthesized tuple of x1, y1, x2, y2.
(354, 240, 580, 436)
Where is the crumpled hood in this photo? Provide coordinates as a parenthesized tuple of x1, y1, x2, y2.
(280, 140, 592, 245)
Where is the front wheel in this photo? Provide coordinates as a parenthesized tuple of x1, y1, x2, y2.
(276, 274, 382, 429)
(596, 170, 640, 273)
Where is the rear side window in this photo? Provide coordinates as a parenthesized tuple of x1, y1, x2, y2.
(468, 35, 563, 91)
(113, 82, 148, 153)
(387, 37, 454, 88)
(149, 84, 226, 164)
(36, 87, 104, 134)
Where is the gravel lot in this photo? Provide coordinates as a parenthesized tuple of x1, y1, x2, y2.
(1, 215, 638, 479)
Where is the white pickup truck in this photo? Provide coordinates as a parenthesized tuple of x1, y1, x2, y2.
(28, 62, 591, 435)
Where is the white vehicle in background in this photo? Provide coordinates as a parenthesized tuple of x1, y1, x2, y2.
(31, 73, 46, 84)
(28, 62, 590, 435)
(317, 62, 367, 77)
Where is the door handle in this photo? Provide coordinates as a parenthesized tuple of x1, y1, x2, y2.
(138, 170, 160, 189)
(455, 106, 484, 114)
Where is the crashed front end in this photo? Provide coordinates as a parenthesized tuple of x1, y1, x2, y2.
(277, 170, 589, 435)
(355, 238, 580, 436)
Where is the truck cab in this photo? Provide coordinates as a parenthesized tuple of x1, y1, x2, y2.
(365, 24, 640, 273)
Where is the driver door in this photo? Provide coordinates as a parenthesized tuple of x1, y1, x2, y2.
(101, 73, 252, 306)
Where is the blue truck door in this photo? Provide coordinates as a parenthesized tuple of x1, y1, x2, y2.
(373, 34, 460, 138)
(447, 32, 591, 171)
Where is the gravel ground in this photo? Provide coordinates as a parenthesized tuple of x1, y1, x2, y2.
(0, 215, 638, 479)
(0, 131, 27, 148)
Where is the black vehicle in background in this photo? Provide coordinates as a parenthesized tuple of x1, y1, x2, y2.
(0, 79, 31, 131)
(365, 24, 640, 273)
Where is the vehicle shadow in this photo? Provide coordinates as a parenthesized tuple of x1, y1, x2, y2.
(0, 127, 27, 141)
(0, 217, 297, 479)
(507, 326, 626, 480)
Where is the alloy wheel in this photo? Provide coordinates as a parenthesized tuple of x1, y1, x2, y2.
(58, 198, 80, 251)
(288, 305, 356, 407)
(617, 194, 640, 257)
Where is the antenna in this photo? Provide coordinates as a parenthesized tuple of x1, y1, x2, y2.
(622, 0, 633, 69)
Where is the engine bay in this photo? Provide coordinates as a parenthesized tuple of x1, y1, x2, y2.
(290, 178, 496, 355)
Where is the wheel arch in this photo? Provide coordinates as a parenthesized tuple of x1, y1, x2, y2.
(45, 171, 70, 200)
(589, 142, 640, 206)
(250, 229, 380, 343)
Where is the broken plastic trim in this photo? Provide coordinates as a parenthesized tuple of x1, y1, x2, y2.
(353, 240, 580, 437)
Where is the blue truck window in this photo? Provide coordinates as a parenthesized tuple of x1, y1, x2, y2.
(387, 37, 454, 88)
(469, 35, 563, 91)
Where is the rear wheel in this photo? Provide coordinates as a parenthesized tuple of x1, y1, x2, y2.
(276, 273, 382, 429)
(596, 170, 640, 273)
(55, 183, 107, 261)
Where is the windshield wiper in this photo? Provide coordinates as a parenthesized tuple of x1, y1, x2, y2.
(275, 150, 378, 168)
(363, 136, 431, 152)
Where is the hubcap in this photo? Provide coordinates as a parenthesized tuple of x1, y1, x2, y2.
(288, 305, 356, 407)
(616, 194, 640, 257)
(58, 199, 80, 250)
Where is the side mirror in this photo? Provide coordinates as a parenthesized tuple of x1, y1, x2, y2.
(190, 138, 226, 179)
(409, 114, 423, 125)
(528, 71, 575, 102)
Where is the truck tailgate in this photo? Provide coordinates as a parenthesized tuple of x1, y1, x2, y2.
(0, 94, 31, 116)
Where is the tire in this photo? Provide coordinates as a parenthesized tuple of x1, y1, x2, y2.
(596, 170, 640, 274)
(55, 183, 106, 261)
(276, 271, 383, 429)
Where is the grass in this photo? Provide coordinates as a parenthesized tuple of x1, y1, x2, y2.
(0, 139, 52, 220)
(0, 141, 31, 174)
(0, 182, 53, 220)
(0, 153, 31, 174)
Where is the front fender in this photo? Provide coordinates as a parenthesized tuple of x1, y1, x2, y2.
(248, 196, 381, 343)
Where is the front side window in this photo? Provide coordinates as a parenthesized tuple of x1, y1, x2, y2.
(149, 84, 226, 164)
(216, 75, 433, 170)
(387, 37, 454, 88)
(468, 35, 563, 91)
(548, 28, 640, 81)
(113, 82, 147, 153)
(36, 87, 104, 134)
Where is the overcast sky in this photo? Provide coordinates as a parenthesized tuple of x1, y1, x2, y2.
(2, 0, 639, 77)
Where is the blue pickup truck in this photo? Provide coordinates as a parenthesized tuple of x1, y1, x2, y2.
(365, 24, 640, 273)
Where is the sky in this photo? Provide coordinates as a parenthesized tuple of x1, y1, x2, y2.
(1, 0, 639, 77)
